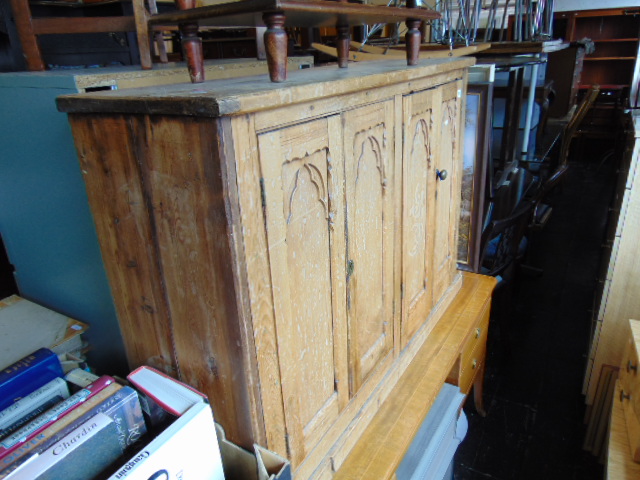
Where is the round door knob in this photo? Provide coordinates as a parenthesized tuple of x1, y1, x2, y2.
(436, 169, 448, 181)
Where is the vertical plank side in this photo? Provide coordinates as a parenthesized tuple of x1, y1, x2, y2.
(258, 125, 305, 466)
(217, 115, 267, 447)
(393, 93, 403, 358)
(231, 114, 287, 455)
(327, 114, 349, 412)
(67, 114, 177, 374)
(138, 116, 254, 448)
(588, 166, 640, 405)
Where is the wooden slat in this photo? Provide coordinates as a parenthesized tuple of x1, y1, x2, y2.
(9, 0, 45, 70)
(32, 16, 136, 34)
(349, 41, 491, 57)
(147, 0, 440, 27)
(332, 272, 496, 480)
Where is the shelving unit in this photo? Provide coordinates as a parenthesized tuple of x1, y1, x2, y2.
(553, 8, 639, 139)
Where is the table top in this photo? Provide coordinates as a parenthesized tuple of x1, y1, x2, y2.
(148, 0, 440, 28)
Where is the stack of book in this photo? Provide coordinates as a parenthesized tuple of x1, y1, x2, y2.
(0, 350, 224, 480)
(0, 296, 88, 373)
(0, 295, 225, 480)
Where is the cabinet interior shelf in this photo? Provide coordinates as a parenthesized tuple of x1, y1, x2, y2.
(593, 38, 640, 43)
(584, 57, 637, 61)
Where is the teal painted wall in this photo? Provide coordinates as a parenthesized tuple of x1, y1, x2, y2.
(0, 73, 127, 375)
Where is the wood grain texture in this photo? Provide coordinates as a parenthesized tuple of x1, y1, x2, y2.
(332, 272, 496, 480)
(431, 80, 464, 304)
(258, 116, 347, 465)
(61, 61, 475, 479)
(401, 87, 438, 347)
(343, 101, 396, 396)
(146, 0, 440, 28)
(136, 116, 256, 447)
(67, 114, 177, 375)
(609, 380, 640, 478)
(263, 12, 288, 82)
(232, 114, 287, 453)
(588, 118, 640, 406)
(9, 0, 45, 70)
(57, 58, 475, 117)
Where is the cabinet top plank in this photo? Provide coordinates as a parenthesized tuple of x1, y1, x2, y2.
(57, 58, 474, 118)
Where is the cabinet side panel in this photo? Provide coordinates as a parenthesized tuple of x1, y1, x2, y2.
(138, 116, 255, 448)
(67, 114, 177, 374)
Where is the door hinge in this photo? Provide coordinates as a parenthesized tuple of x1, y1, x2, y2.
(285, 434, 292, 459)
(259, 177, 266, 210)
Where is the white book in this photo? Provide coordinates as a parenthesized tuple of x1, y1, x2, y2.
(7, 412, 122, 480)
(107, 401, 224, 480)
(111, 367, 224, 480)
(0, 378, 69, 431)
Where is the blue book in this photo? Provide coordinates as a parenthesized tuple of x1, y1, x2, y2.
(0, 349, 63, 411)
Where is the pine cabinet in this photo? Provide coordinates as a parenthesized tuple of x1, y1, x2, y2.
(58, 58, 472, 479)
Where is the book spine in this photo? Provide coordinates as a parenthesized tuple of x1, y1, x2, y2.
(0, 395, 63, 438)
(0, 377, 69, 430)
(0, 385, 147, 478)
(0, 375, 114, 461)
(6, 413, 122, 480)
(0, 349, 64, 412)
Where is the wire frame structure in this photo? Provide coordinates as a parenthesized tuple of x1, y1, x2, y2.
(431, 0, 555, 46)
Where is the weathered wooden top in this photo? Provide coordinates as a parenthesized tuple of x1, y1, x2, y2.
(57, 57, 474, 117)
(147, 0, 440, 28)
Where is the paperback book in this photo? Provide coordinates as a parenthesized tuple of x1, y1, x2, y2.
(6, 412, 123, 480)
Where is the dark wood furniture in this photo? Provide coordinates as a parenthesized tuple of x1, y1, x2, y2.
(8, 0, 166, 71)
(554, 8, 640, 135)
(137, 0, 441, 82)
(546, 42, 585, 118)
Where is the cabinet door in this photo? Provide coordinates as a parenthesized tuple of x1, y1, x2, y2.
(342, 100, 397, 395)
(257, 116, 349, 467)
(431, 81, 463, 303)
(401, 87, 440, 347)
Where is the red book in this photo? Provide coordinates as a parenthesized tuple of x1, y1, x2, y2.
(0, 375, 114, 462)
(127, 366, 207, 416)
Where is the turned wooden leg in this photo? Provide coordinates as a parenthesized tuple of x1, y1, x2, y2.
(405, 19, 422, 66)
(263, 12, 288, 82)
(336, 24, 350, 68)
(473, 362, 487, 417)
(180, 22, 204, 83)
